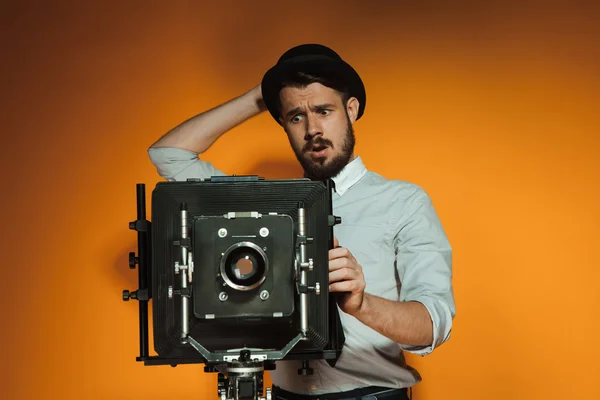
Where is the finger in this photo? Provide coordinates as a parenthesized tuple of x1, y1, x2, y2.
(328, 258, 355, 272)
(333, 236, 339, 248)
(329, 247, 352, 261)
(329, 268, 359, 283)
(329, 280, 360, 293)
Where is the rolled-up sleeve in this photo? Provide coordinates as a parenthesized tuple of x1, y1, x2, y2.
(394, 189, 455, 356)
(148, 147, 226, 181)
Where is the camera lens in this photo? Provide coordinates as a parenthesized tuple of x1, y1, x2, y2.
(220, 242, 268, 291)
(232, 255, 257, 280)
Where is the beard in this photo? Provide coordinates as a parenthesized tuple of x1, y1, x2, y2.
(291, 116, 356, 181)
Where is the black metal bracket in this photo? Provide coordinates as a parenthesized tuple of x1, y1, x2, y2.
(295, 282, 319, 294)
(171, 287, 192, 297)
(129, 219, 150, 232)
(296, 235, 314, 246)
(173, 237, 191, 248)
(185, 175, 265, 183)
(123, 184, 152, 360)
(122, 288, 149, 301)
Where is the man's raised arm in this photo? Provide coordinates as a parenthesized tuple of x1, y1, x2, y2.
(147, 85, 266, 181)
(149, 85, 266, 153)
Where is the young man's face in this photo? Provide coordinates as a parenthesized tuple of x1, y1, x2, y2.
(278, 82, 359, 180)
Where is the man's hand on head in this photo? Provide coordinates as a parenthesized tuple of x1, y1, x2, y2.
(328, 236, 367, 316)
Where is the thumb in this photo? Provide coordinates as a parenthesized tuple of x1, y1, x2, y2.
(333, 236, 340, 248)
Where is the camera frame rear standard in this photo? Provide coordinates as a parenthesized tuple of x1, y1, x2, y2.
(124, 176, 344, 400)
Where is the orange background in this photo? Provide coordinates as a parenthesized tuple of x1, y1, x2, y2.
(2, 1, 599, 399)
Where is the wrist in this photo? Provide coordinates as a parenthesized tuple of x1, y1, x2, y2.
(247, 85, 266, 113)
(353, 292, 372, 319)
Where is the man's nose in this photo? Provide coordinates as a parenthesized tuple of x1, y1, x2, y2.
(304, 115, 322, 139)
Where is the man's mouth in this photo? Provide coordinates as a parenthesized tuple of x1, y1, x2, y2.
(309, 145, 328, 158)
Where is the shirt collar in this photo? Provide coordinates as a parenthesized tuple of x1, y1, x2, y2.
(332, 156, 367, 196)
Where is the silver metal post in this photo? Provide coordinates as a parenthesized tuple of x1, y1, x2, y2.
(181, 207, 189, 341)
(298, 207, 308, 336)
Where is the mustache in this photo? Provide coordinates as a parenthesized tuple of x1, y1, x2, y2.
(303, 137, 333, 152)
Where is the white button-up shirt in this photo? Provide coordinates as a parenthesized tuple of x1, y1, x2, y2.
(148, 147, 455, 394)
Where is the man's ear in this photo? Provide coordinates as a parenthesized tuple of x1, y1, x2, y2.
(346, 97, 359, 124)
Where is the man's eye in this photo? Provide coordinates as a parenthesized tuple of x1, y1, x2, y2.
(291, 115, 303, 123)
(320, 109, 331, 115)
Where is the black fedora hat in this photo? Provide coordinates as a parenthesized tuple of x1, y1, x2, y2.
(261, 44, 366, 125)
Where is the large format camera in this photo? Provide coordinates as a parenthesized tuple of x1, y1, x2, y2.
(123, 176, 345, 400)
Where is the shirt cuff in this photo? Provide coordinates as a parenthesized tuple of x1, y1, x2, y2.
(399, 295, 453, 356)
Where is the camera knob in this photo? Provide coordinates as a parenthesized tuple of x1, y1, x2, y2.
(298, 360, 313, 376)
(315, 282, 321, 295)
(123, 289, 138, 301)
(299, 260, 313, 271)
(128, 252, 138, 269)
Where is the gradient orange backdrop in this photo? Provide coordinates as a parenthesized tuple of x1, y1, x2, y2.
(2, 1, 599, 399)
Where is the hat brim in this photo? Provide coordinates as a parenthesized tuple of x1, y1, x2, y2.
(261, 57, 366, 125)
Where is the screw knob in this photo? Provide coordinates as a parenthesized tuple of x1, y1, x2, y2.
(298, 360, 313, 375)
(122, 289, 138, 301)
(128, 252, 138, 269)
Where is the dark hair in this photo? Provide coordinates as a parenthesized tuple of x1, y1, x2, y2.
(274, 71, 351, 120)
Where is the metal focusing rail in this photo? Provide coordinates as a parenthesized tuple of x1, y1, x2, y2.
(296, 202, 321, 339)
(168, 203, 194, 342)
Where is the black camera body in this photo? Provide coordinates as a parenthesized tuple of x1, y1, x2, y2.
(124, 176, 345, 400)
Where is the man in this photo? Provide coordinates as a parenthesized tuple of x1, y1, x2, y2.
(148, 44, 455, 400)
